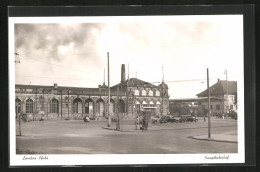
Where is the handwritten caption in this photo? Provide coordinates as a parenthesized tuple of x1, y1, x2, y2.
(205, 155, 229, 160)
(23, 156, 48, 160)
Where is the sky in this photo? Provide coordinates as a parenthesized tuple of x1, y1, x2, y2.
(13, 15, 243, 98)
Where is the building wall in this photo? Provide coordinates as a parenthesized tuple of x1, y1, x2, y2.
(15, 85, 169, 120)
(198, 94, 237, 115)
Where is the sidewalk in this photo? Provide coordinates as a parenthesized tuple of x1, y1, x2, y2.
(192, 131, 237, 143)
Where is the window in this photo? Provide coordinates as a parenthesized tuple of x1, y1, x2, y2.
(210, 105, 213, 110)
(142, 90, 146, 96)
(149, 101, 154, 107)
(216, 105, 220, 110)
(134, 90, 139, 96)
(142, 101, 147, 107)
(156, 91, 160, 96)
(50, 98, 59, 113)
(148, 90, 153, 96)
(230, 105, 233, 110)
(26, 98, 34, 113)
(15, 98, 22, 113)
(136, 101, 141, 113)
(73, 98, 83, 114)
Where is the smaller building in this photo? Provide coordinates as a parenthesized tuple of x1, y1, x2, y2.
(196, 79, 237, 115)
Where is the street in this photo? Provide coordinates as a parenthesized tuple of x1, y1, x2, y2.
(16, 118, 237, 154)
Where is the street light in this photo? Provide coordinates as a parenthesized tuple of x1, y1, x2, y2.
(34, 88, 39, 121)
(67, 89, 71, 119)
(54, 83, 62, 120)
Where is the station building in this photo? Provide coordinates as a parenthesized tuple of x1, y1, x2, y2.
(15, 64, 169, 120)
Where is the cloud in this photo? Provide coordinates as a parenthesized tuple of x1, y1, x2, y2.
(15, 23, 104, 65)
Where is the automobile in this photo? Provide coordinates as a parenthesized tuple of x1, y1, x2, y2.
(186, 116, 198, 122)
(178, 115, 189, 123)
(159, 115, 178, 123)
(151, 116, 160, 124)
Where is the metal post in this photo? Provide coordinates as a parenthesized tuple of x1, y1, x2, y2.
(107, 52, 111, 127)
(19, 113, 21, 136)
(35, 89, 38, 121)
(225, 69, 228, 114)
(46, 90, 48, 119)
(61, 90, 63, 120)
(42, 89, 45, 113)
(68, 90, 70, 119)
(116, 87, 120, 130)
(207, 68, 211, 138)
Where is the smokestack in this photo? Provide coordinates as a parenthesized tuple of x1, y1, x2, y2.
(121, 64, 126, 83)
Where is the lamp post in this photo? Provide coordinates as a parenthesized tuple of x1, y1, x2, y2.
(67, 89, 70, 119)
(207, 68, 211, 139)
(224, 69, 228, 115)
(54, 83, 62, 120)
(60, 89, 63, 120)
(34, 88, 38, 121)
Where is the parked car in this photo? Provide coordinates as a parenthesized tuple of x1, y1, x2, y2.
(151, 116, 160, 124)
(159, 115, 178, 123)
(178, 115, 189, 123)
(186, 116, 198, 122)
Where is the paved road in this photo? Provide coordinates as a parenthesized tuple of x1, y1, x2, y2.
(16, 118, 237, 154)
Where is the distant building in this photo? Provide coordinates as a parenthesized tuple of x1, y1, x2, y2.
(196, 79, 237, 115)
(15, 64, 169, 120)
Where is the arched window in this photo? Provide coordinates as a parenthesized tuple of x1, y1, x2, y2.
(26, 98, 34, 113)
(142, 101, 147, 107)
(15, 98, 22, 114)
(50, 98, 59, 113)
(156, 90, 160, 96)
(85, 98, 94, 115)
(149, 90, 153, 96)
(134, 90, 139, 96)
(142, 90, 146, 96)
(118, 99, 126, 113)
(73, 98, 83, 114)
(96, 98, 105, 116)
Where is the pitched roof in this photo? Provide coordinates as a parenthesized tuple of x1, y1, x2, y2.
(111, 78, 158, 88)
(197, 80, 237, 97)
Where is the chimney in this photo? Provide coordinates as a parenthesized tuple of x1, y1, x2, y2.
(121, 64, 126, 83)
(54, 83, 58, 89)
(217, 78, 220, 83)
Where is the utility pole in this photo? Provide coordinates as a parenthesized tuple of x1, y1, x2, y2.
(35, 89, 38, 121)
(224, 69, 228, 114)
(207, 68, 211, 139)
(15, 53, 21, 135)
(67, 90, 70, 119)
(107, 52, 111, 127)
(161, 66, 164, 117)
(61, 89, 63, 120)
(116, 86, 120, 130)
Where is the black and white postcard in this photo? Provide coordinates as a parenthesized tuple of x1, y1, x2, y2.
(8, 6, 251, 166)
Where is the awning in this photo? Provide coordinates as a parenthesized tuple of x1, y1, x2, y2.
(142, 101, 147, 104)
(136, 101, 140, 104)
(149, 101, 154, 104)
(156, 101, 161, 105)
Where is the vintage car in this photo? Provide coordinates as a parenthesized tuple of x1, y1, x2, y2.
(186, 116, 198, 122)
(159, 115, 178, 123)
(151, 116, 160, 124)
(178, 115, 198, 122)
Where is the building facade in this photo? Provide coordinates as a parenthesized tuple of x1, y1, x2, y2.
(15, 64, 169, 120)
(196, 79, 237, 115)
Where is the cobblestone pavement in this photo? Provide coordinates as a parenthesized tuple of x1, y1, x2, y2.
(16, 118, 238, 154)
